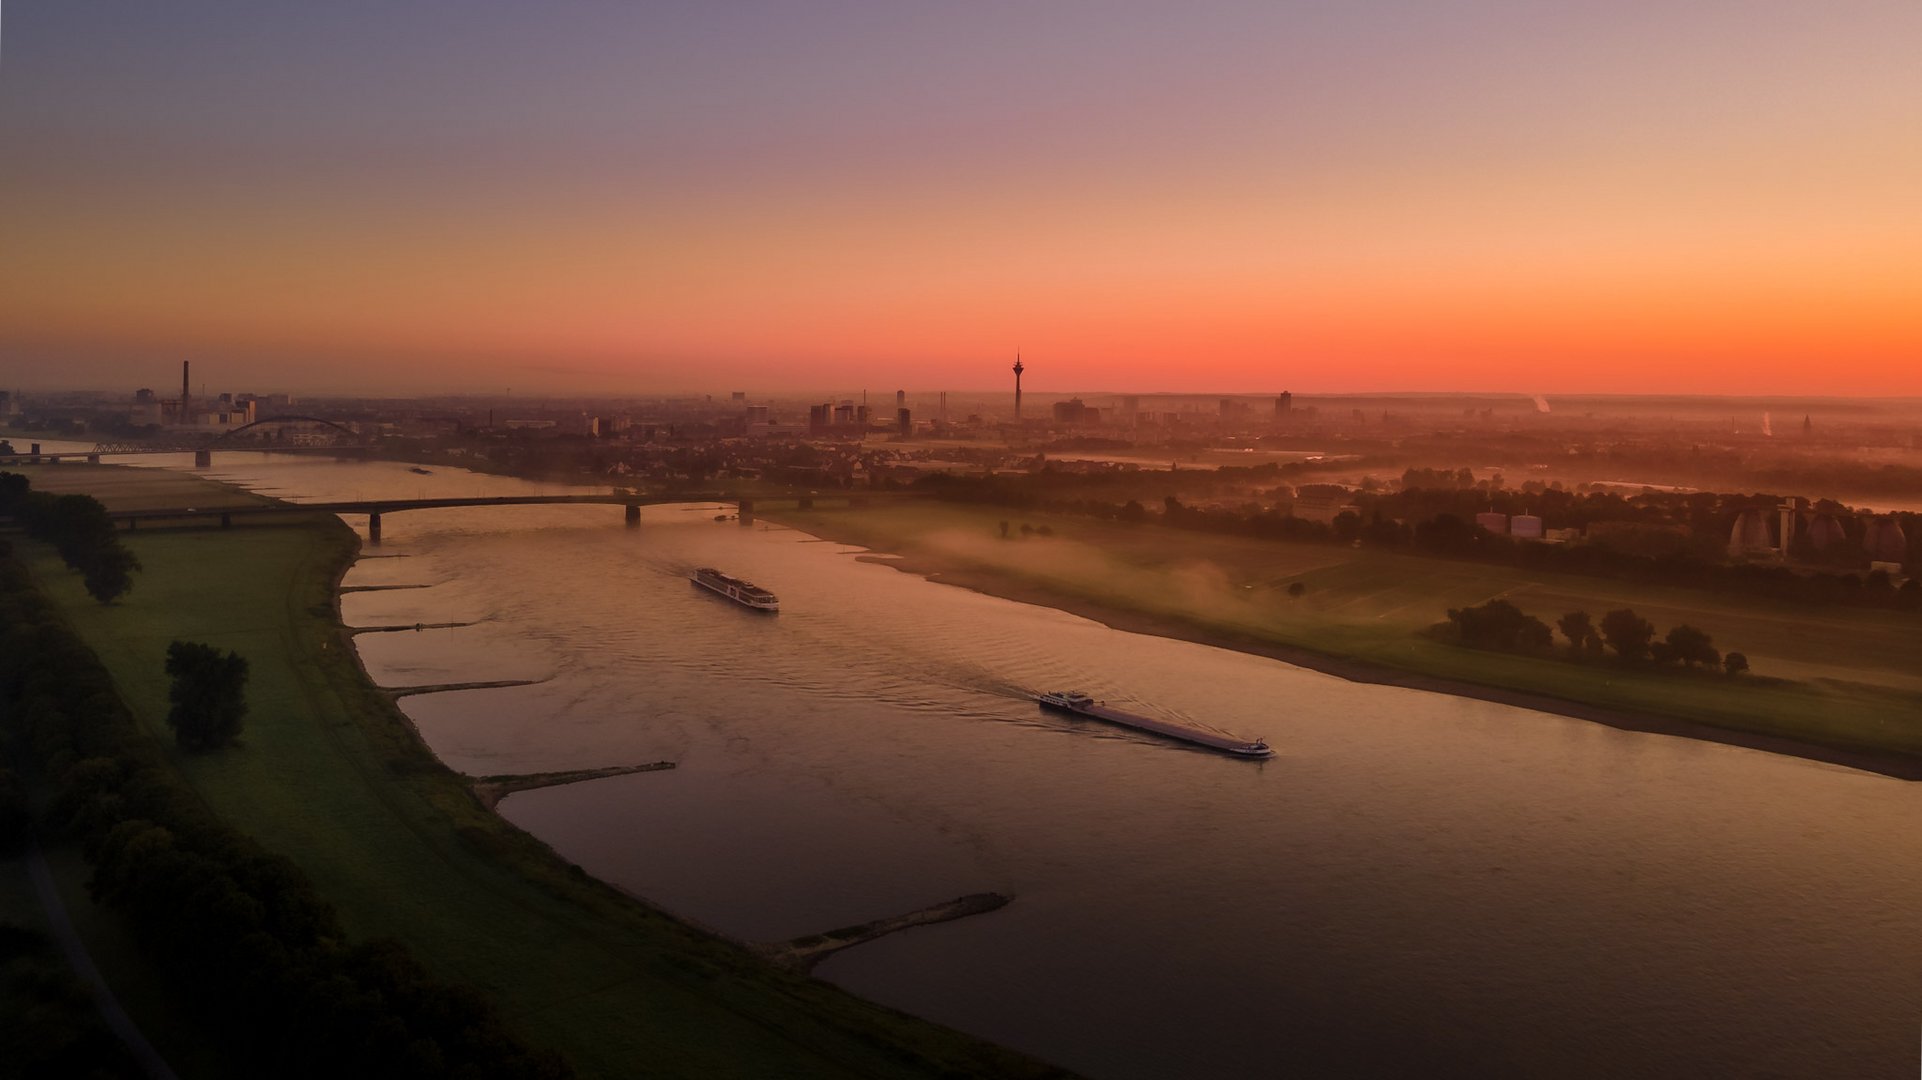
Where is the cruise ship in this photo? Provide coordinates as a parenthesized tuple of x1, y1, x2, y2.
(690, 567, 779, 612)
(1037, 691, 1271, 758)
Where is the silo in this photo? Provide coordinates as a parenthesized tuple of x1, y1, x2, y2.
(1806, 515, 1846, 551)
(1728, 510, 1774, 556)
(1864, 516, 1908, 564)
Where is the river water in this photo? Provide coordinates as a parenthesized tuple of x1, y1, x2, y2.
(40, 446, 1922, 1077)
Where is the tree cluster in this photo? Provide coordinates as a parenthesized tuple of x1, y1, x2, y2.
(0, 553, 570, 1079)
(0, 922, 145, 1078)
(164, 641, 249, 751)
(1445, 598, 1751, 675)
(0, 473, 142, 604)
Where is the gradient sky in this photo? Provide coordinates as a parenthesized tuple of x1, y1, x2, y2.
(2, 2, 1918, 396)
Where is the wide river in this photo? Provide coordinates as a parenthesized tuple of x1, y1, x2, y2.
(50, 447, 1922, 1077)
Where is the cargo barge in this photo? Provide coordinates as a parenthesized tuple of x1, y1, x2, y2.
(691, 567, 779, 612)
(1037, 691, 1271, 758)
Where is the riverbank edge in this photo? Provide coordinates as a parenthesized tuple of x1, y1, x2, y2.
(316, 522, 1072, 1077)
(764, 512, 1922, 782)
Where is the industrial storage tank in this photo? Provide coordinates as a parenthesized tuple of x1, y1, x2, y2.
(1510, 514, 1544, 540)
(1864, 516, 1908, 564)
(1475, 511, 1509, 535)
(1728, 509, 1774, 556)
(1806, 514, 1846, 551)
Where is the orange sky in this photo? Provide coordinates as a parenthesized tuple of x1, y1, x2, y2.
(2, 3, 1918, 395)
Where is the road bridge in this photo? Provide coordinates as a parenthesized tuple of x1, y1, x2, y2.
(105, 492, 760, 540)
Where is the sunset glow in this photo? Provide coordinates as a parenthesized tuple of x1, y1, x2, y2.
(3, 2, 1918, 394)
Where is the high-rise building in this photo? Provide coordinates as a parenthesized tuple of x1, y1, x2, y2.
(897, 408, 911, 436)
(1275, 391, 1293, 415)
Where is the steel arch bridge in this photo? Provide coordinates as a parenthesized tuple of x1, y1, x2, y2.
(213, 415, 361, 441)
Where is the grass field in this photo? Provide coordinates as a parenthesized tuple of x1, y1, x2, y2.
(764, 500, 1922, 765)
(11, 467, 1063, 1079)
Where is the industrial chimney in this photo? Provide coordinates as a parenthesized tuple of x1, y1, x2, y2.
(181, 360, 191, 424)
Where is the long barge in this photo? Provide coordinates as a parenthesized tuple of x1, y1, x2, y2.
(691, 567, 779, 612)
(1037, 691, 1272, 758)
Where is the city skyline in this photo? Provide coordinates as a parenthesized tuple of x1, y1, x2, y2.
(3, 2, 1919, 395)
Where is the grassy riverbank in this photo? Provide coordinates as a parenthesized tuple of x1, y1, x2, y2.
(763, 500, 1922, 778)
(12, 465, 1066, 1078)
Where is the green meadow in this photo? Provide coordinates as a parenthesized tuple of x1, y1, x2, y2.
(10, 466, 1063, 1079)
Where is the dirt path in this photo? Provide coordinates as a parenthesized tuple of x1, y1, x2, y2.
(28, 845, 180, 1080)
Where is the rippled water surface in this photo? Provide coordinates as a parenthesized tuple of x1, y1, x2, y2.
(65, 450, 1922, 1077)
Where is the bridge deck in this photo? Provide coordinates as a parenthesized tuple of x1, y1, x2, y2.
(101, 493, 742, 521)
(91, 491, 764, 522)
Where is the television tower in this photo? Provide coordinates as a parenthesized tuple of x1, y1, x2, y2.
(1013, 353, 1024, 421)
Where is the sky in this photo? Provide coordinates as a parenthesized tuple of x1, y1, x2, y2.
(1, 1, 1918, 396)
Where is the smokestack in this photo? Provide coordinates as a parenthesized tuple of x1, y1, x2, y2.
(181, 360, 191, 421)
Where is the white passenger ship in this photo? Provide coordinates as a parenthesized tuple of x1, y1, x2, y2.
(691, 568, 779, 612)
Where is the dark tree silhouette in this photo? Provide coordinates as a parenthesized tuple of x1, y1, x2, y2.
(1446, 599, 1553, 651)
(1665, 624, 1720, 668)
(164, 641, 250, 751)
(1556, 610, 1594, 654)
(83, 545, 142, 605)
(1599, 609, 1656, 661)
(1723, 651, 1750, 675)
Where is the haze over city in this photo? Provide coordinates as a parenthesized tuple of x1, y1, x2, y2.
(3, 1, 1919, 395)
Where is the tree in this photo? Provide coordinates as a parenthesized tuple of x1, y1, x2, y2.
(1599, 608, 1655, 661)
(0, 768, 28, 853)
(1556, 611, 1594, 655)
(1445, 599, 1553, 652)
(1287, 582, 1307, 599)
(164, 641, 249, 751)
(1723, 651, 1750, 676)
(83, 545, 142, 605)
(1664, 624, 1719, 668)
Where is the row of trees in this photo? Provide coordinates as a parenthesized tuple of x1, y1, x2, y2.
(0, 551, 570, 1078)
(0, 472, 142, 603)
(1444, 599, 1749, 674)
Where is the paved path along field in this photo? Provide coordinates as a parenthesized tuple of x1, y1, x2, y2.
(27, 844, 179, 1080)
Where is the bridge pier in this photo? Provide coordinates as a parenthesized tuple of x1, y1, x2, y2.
(87, 453, 100, 464)
(367, 512, 382, 544)
(737, 498, 754, 526)
(29, 442, 40, 464)
(193, 449, 212, 468)
(624, 504, 641, 527)
(220, 513, 232, 530)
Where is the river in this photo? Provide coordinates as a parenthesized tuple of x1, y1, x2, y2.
(34, 446, 1922, 1078)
